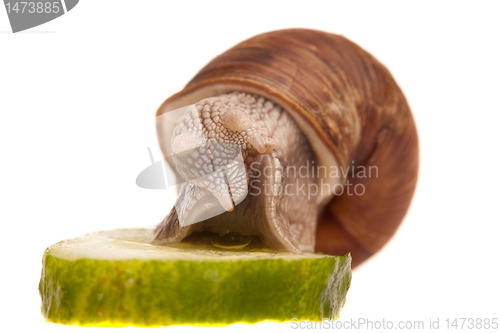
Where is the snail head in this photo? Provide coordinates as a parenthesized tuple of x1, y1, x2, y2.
(169, 94, 275, 227)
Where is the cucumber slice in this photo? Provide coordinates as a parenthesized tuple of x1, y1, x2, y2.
(39, 228, 351, 327)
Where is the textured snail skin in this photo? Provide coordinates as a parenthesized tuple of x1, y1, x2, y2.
(154, 93, 320, 254)
(155, 29, 419, 268)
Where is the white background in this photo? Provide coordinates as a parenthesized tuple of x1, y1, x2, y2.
(1, 1, 499, 332)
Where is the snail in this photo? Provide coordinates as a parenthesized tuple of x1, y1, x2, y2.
(152, 29, 419, 268)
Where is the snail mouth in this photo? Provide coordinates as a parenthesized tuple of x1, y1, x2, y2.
(171, 140, 251, 216)
(152, 154, 301, 254)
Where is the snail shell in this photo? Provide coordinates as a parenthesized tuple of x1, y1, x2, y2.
(154, 29, 418, 268)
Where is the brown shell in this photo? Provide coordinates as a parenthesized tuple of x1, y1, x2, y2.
(157, 29, 419, 268)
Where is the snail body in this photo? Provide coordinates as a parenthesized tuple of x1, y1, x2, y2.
(153, 29, 418, 268)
